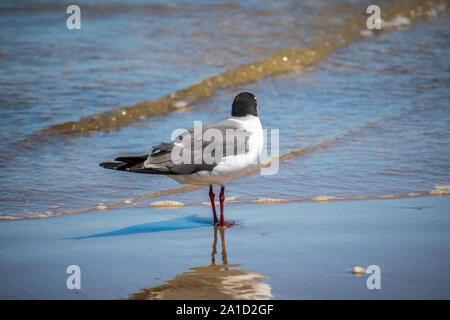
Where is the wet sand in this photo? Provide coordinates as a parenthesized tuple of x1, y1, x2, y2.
(0, 196, 448, 299)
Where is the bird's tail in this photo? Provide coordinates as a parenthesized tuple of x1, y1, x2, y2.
(99, 155, 170, 175)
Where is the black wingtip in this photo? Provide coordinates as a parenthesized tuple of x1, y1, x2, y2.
(115, 155, 148, 163)
(99, 162, 126, 170)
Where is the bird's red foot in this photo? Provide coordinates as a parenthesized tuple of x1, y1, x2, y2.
(217, 221, 235, 228)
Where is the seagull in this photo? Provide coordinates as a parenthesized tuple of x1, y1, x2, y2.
(100, 92, 263, 227)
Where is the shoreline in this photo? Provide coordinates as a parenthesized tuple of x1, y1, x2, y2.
(1, 187, 448, 221)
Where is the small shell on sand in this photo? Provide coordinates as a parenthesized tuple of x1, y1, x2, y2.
(360, 29, 373, 37)
(312, 196, 336, 203)
(172, 100, 188, 108)
(430, 185, 450, 196)
(123, 200, 132, 204)
(150, 201, 185, 208)
(97, 204, 107, 210)
(350, 266, 367, 276)
(253, 197, 287, 204)
(36, 212, 52, 218)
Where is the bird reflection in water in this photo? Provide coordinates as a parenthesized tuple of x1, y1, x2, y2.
(129, 226, 272, 300)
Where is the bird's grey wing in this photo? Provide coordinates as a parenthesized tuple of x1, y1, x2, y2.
(202, 119, 251, 158)
(144, 119, 251, 175)
(142, 142, 174, 172)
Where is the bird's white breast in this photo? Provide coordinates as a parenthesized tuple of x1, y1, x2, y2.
(215, 115, 263, 171)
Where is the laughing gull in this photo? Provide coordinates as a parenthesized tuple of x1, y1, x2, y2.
(100, 92, 263, 227)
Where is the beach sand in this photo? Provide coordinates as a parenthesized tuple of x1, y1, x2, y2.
(0, 196, 448, 299)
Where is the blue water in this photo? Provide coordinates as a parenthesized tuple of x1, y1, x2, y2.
(0, 1, 448, 219)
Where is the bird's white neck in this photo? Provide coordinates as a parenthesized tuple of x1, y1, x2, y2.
(231, 115, 259, 121)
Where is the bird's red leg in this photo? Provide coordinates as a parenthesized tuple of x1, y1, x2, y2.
(209, 185, 218, 225)
(218, 186, 225, 227)
(218, 186, 234, 228)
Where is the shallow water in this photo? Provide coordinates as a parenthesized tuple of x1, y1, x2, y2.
(0, 0, 449, 219)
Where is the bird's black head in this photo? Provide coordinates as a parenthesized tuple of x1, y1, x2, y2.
(231, 92, 258, 117)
